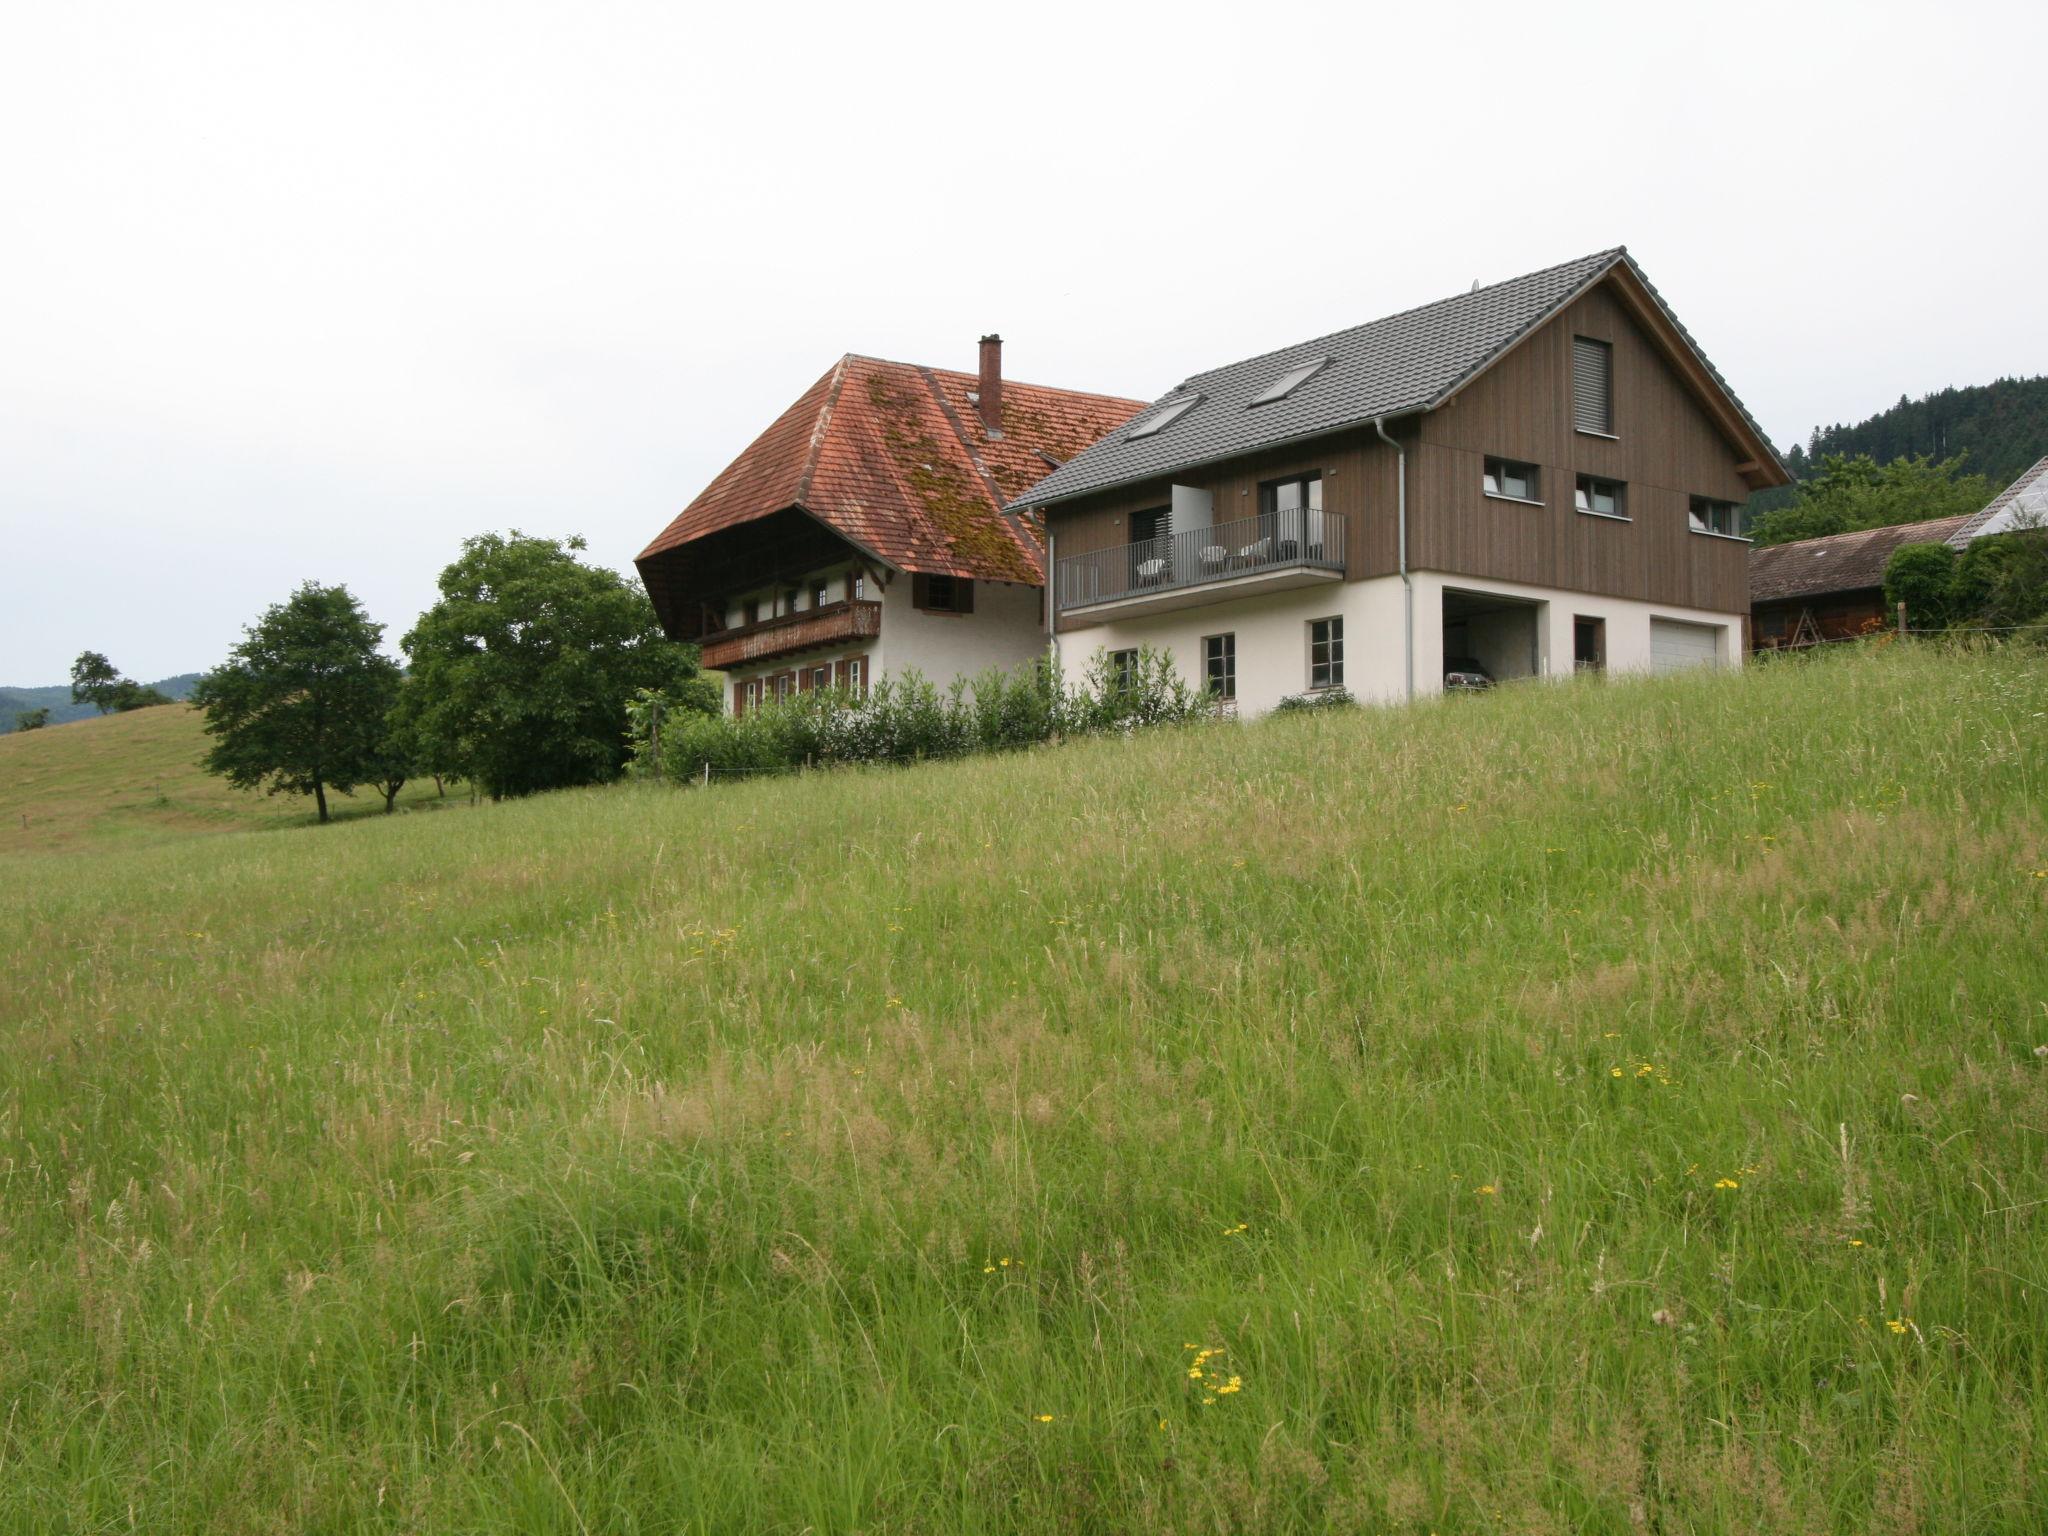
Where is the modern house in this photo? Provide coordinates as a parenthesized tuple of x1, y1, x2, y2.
(1010, 249, 1792, 715)
(1749, 455, 2048, 647)
(636, 339, 1142, 712)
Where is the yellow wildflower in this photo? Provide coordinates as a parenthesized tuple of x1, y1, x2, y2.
(1714, 1178, 1739, 1190)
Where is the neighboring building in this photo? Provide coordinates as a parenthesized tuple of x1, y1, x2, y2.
(636, 339, 1142, 712)
(1944, 454, 2048, 546)
(1748, 456, 2048, 647)
(1749, 514, 1975, 647)
(1010, 249, 1791, 715)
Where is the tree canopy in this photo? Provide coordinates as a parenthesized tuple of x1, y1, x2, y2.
(69, 652, 122, 713)
(1748, 453, 1997, 547)
(192, 582, 402, 823)
(401, 532, 716, 799)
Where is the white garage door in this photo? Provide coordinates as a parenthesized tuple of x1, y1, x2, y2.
(1650, 619, 1722, 673)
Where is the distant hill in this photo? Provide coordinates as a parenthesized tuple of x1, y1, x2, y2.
(0, 672, 202, 733)
(0, 702, 458, 853)
(1753, 375, 2048, 517)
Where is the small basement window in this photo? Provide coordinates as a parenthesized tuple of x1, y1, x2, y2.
(1575, 475, 1627, 518)
(1689, 496, 1741, 537)
(1483, 456, 1541, 502)
(1249, 357, 1331, 406)
(913, 573, 974, 613)
(1127, 394, 1203, 439)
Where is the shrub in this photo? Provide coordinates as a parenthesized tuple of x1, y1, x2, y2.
(1274, 688, 1356, 713)
(1882, 541, 1958, 630)
(629, 647, 1211, 784)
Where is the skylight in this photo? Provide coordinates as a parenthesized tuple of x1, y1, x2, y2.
(1249, 356, 1331, 407)
(1126, 394, 1203, 440)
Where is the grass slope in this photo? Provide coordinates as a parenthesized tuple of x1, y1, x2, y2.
(3, 645, 2045, 1533)
(0, 704, 456, 854)
(0, 673, 203, 732)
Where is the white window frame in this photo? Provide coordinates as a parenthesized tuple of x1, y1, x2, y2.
(1203, 633, 1236, 701)
(1308, 617, 1344, 691)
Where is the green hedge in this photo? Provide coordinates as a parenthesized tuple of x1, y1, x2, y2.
(626, 648, 1215, 782)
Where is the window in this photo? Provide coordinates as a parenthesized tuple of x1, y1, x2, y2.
(913, 573, 973, 613)
(1689, 496, 1741, 537)
(1129, 505, 1170, 546)
(774, 673, 792, 701)
(1262, 472, 1324, 517)
(782, 588, 800, 615)
(811, 580, 830, 608)
(1109, 648, 1140, 693)
(1573, 616, 1606, 672)
(1572, 336, 1614, 435)
(811, 666, 831, 691)
(1249, 357, 1331, 406)
(1309, 617, 1344, 690)
(1483, 456, 1541, 502)
(844, 657, 866, 694)
(851, 571, 866, 601)
(1126, 393, 1203, 439)
(1575, 475, 1627, 518)
(1204, 633, 1236, 701)
(742, 598, 760, 626)
(740, 679, 761, 713)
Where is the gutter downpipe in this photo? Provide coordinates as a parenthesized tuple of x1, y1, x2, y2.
(1373, 415, 1413, 700)
(1045, 527, 1060, 676)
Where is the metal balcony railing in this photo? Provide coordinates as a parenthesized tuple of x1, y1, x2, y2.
(1054, 509, 1346, 613)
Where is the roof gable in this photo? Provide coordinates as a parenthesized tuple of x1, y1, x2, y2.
(637, 355, 1143, 584)
(1011, 248, 1787, 508)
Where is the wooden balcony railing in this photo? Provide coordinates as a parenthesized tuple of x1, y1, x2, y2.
(699, 600, 881, 670)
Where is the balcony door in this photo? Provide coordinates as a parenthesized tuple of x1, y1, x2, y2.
(1261, 473, 1324, 559)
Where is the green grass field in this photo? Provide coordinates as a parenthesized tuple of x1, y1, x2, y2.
(3, 644, 2045, 1533)
(0, 705, 459, 854)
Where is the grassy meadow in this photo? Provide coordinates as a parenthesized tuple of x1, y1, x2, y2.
(2, 643, 2045, 1533)
(0, 704, 457, 855)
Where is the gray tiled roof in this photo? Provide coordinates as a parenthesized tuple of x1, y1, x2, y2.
(1012, 247, 1781, 508)
(1946, 456, 2048, 547)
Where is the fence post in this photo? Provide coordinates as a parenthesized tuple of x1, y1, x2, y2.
(702, 760, 710, 788)
(1896, 601, 1907, 638)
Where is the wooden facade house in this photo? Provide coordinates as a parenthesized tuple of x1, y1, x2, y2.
(635, 339, 1142, 713)
(1009, 249, 1792, 715)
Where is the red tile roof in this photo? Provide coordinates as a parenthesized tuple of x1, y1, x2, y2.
(1748, 513, 1977, 604)
(637, 354, 1143, 586)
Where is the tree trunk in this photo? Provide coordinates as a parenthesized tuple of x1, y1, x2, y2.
(314, 780, 329, 823)
(433, 776, 445, 797)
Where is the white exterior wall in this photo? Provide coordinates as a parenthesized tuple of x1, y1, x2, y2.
(1055, 571, 1745, 716)
(875, 577, 1046, 684)
(721, 573, 1047, 710)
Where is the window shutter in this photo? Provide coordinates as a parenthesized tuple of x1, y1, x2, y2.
(911, 573, 930, 609)
(957, 579, 974, 614)
(1572, 337, 1612, 434)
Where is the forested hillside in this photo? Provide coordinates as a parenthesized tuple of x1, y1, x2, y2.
(1753, 375, 2048, 518)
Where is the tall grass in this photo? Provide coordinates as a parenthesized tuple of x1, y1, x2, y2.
(2, 643, 2045, 1533)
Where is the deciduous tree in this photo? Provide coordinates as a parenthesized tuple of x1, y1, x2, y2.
(69, 651, 122, 713)
(401, 532, 715, 799)
(192, 583, 401, 823)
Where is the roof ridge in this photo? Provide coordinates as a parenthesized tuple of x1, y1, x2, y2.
(790, 355, 851, 509)
(1176, 247, 1627, 388)
(847, 352, 1144, 407)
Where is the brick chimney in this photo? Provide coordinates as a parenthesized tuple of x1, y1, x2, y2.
(977, 333, 1003, 437)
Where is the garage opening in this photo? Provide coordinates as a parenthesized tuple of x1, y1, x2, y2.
(1442, 589, 1543, 690)
(1649, 617, 1724, 673)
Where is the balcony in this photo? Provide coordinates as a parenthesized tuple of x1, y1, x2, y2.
(699, 600, 881, 670)
(1055, 510, 1347, 619)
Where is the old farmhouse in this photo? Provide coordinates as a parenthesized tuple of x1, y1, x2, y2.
(636, 339, 1141, 712)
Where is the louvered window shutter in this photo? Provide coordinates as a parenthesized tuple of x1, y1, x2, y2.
(1572, 337, 1613, 434)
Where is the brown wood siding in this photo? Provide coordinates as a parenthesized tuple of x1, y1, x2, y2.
(1042, 431, 1403, 631)
(1411, 284, 1753, 612)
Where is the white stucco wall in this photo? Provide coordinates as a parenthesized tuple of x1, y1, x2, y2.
(720, 574, 1048, 711)
(1054, 571, 1745, 716)
(876, 576, 1046, 685)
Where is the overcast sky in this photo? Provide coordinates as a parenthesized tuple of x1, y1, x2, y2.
(4, 0, 2044, 684)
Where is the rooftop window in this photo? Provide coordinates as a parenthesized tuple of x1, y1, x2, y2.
(1127, 394, 1203, 439)
(1249, 357, 1331, 406)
